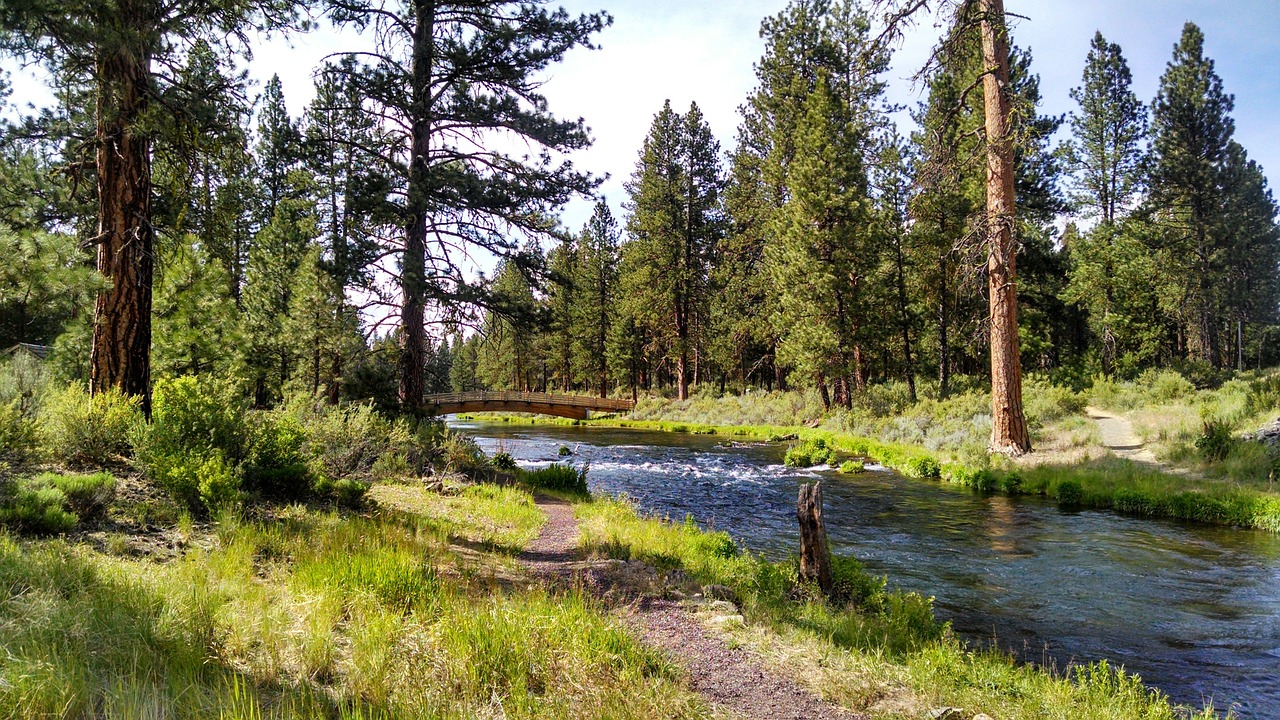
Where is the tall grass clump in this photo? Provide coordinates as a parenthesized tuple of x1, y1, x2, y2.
(524, 463, 589, 495)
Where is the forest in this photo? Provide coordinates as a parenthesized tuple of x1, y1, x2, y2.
(0, 0, 1275, 451)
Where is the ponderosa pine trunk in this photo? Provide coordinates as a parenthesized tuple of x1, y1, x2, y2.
(979, 0, 1031, 455)
(90, 43, 154, 415)
(398, 0, 435, 411)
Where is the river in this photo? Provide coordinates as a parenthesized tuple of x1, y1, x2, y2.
(456, 420, 1280, 717)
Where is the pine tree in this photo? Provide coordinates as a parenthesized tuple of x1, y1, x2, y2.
(545, 238, 579, 392)
(285, 245, 362, 402)
(1065, 32, 1147, 224)
(1148, 22, 1238, 368)
(475, 259, 541, 391)
(242, 170, 318, 405)
(151, 238, 244, 379)
(1063, 32, 1152, 375)
(324, 0, 607, 410)
(621, 101, 724, 400)
(1220, 142, 1280, 369)
(305, 59, 384, 291)
(255, 75, 303, 228)
(767, 76, 871, 409)
(573, 201, 620, 398)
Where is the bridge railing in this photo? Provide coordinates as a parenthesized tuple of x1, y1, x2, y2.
(423, 391, 635, 412)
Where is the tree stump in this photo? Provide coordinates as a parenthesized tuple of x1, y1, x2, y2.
(797, 482, 832, 595)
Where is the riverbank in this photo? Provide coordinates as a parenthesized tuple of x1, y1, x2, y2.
(0, 464, 1223, 719)
(459, 373, 1280, 532)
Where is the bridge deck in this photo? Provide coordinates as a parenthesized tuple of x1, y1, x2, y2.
(424, 391, 634, 419)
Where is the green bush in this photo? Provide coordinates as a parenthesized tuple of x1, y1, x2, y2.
(371, 451, 413, 480)
(524, 463, 588, 495)
(438, 430, 487, 475)
(828, 554, 885, 607)
(0, 400, 39, 464)
(243, 413, 310, 498)
(292, 400, 392, 478)
(29, 472, 115, 523)
(147, 451, 240, 512)
(332, 478, 368, 508)
(784, 438, 835, 468)
(40, 384, 141, 467)
(942, 463, 994, 492)
(491, 452, 518, 471)
(143, 376, 248, 461)
(1055, 478, 1083, 507)
(837, 460, 864, 474)
(0, 481, 76, 534)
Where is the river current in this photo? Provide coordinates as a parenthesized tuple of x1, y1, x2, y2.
(456, 420, 1280, 717)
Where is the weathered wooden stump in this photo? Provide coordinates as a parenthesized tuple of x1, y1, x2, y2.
(797, 481, 832, 595)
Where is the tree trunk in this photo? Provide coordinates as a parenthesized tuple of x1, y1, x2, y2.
(91, 45, 154, 415)
(979, 0, 1031, 456)
(398, 0, 436, 412)
(797, 482, 832, 596)
(677, 349, 690, 400)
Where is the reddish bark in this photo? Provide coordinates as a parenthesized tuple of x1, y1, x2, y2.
(979, 0, 1032, 455)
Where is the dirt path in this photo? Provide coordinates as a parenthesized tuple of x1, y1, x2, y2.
(521, 495, 863, 720)
(1085, 406, 1159, 464)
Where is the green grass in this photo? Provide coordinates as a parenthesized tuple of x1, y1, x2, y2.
(0, 497, 709, 719)
(574, 495, 1222, 720)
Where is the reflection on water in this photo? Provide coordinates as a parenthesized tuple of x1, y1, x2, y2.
(458, 421, 1280, 717)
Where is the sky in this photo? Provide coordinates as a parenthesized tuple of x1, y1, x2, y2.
(5, 0, 1279, 233)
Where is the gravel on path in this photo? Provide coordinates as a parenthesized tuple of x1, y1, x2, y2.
(521, 493, 866, 720)
(1085, 406, 1160, 464)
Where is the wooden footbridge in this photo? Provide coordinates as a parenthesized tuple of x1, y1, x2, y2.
(424, 391, 635, 420)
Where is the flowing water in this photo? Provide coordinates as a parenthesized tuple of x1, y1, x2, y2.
(456, 420, 1280, 717)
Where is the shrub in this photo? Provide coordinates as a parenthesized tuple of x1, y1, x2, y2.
(438, 430, 487, 475)
(40, 384, 141, 467)
(837, 460, 864, 474)
(491, 452, 518, 471)
(243, 413, 310, 498)
(784, 438, 835, 468)
(942, 463, 994, 492)
(829, 554, 885, 607)
(0, 400, 39, 464)
(143, 376, 248, 461)
(29, 472, 115, 522)
(148, 451, 240, 512)
(292, 401, 393, 479)
(557, 445, 573, 457)
(371, 451, 413, 481)
(524, 463, 588, 495)
(1195, 417, 1235, 462)
(1055, 478, 1083, 507)
(332, 478, 368, 508)
(0, 481, 76, 534)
